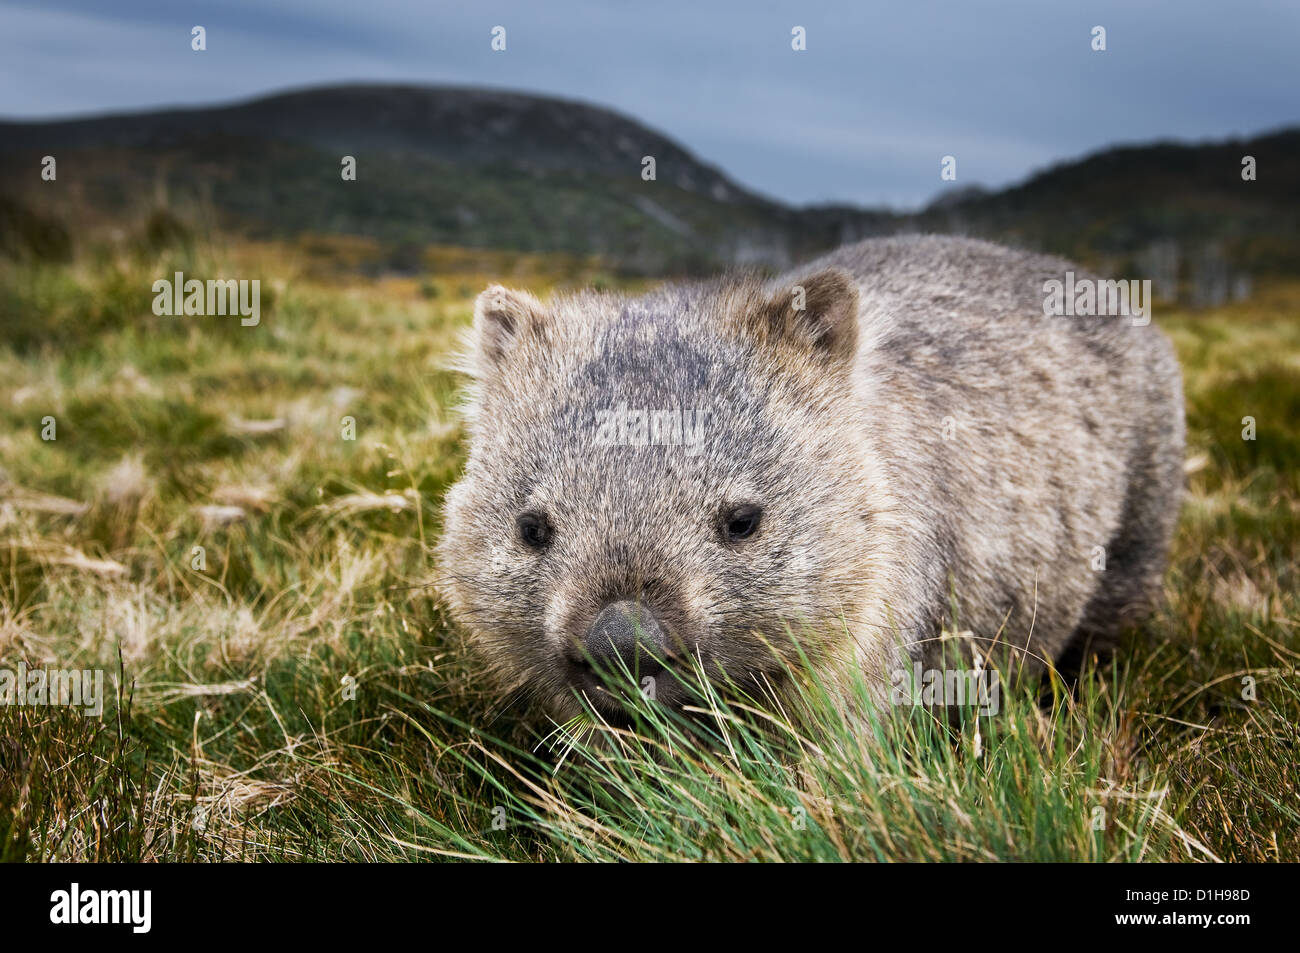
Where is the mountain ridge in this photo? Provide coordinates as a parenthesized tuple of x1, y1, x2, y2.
(1, 83, 1295, 284)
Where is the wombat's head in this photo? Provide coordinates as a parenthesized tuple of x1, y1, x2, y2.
(439, 270, 879, 723)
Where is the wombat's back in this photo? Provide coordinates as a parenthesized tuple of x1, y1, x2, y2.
(788, 235, 1185, 675)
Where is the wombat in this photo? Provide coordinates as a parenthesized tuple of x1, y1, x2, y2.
(438, 235, 1185, 723)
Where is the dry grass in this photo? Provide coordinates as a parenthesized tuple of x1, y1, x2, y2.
(0, 232, 1296, 861)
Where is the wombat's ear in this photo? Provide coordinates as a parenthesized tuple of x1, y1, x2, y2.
(472, 284, 547, 370)
(756, 269, 859, 367)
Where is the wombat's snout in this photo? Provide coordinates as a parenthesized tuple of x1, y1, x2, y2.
(573, 600, 669, 682)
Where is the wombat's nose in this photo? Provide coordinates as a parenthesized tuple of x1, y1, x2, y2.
(580, 600, 667, 679)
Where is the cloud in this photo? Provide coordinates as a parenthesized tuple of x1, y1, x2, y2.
(2, 0, 1295, 206)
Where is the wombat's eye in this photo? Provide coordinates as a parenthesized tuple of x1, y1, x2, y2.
(516, 511, 552, 550)
(722, 504, 762, 543)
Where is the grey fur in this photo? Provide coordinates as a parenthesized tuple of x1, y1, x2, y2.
(439, 235, 1185, 719)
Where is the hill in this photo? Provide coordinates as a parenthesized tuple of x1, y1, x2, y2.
(0, 83, 1295, 288)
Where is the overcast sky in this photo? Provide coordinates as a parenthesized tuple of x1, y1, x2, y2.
(2, 0, 1296, 208)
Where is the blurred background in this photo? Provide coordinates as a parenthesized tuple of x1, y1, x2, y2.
(1, 0, 1297, 287)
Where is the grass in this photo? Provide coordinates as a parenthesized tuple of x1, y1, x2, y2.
(0, 227, 1296, 862)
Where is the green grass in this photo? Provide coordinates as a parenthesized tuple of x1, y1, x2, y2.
(1, 232, 1296, 862)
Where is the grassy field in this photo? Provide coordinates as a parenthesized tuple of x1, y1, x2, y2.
(1, 227, 1296, 862)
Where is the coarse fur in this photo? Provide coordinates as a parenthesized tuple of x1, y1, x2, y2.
(437, 235, 1186, 723)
